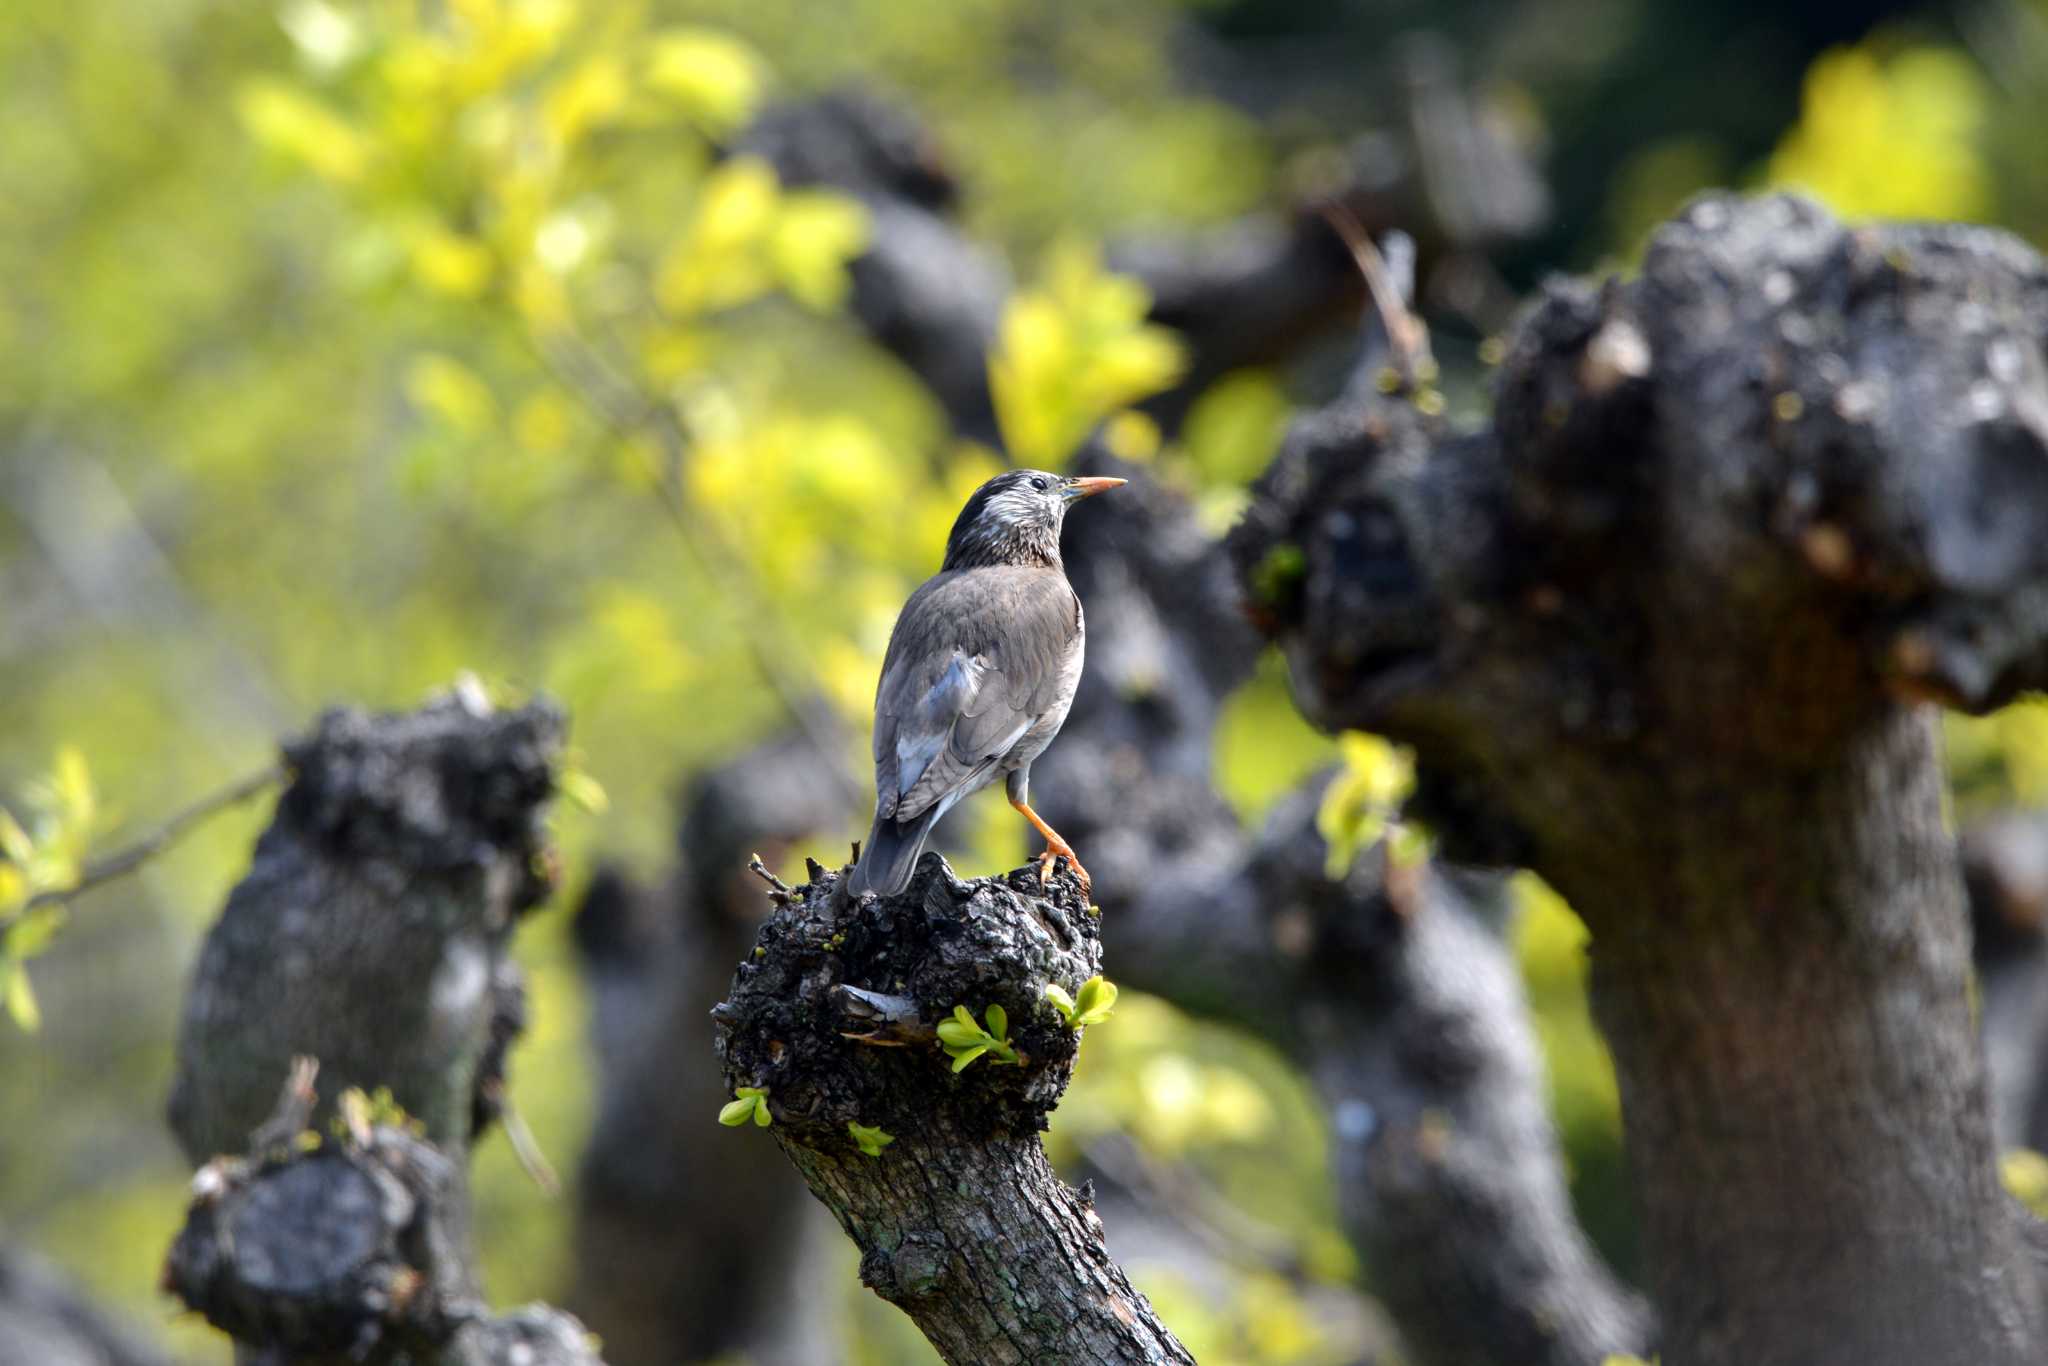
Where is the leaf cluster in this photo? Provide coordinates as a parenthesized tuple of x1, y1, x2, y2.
(0, 748, 98, 1032)
(719, 1085, 773, 1128)
(936, 1003, 1020, 1073)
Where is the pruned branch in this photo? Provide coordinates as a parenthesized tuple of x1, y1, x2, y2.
(1229, 191, 2048, 1364)
(161, 690, 597, 1364)
(165, 1062, 597, 1366)
(713, 854, 1194, 1365)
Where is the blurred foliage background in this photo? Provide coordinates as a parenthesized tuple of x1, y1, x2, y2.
(5, 0, 2048, 1361)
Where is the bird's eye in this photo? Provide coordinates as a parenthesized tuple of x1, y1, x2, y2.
(1030, 477, 1048, 491)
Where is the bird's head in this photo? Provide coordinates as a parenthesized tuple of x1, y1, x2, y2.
(941, 469, 1125, 570)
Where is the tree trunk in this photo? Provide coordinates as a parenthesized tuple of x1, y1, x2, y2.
(1575, 710, 2024, 1362)
(160, 690, 600, 1365)
(1231, 192, 2048, 1364)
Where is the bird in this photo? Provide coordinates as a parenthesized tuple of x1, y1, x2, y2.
(849, 468, 1125, 899)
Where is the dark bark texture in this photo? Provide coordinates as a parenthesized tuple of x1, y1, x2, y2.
(164, 1101, 596, 1366)
(161, 692, 599, 1365)
(1231, 191, 2048, 1365)
(713, 854, 1194, 1365)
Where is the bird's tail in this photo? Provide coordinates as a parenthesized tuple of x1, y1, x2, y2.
(850, 807, 943, 897)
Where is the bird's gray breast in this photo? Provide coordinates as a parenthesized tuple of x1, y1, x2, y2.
(871, 567, 1083, 819)
(999, 597, 1082, 775)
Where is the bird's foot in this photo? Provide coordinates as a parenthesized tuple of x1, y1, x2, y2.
(1036, 846, 1092, 899)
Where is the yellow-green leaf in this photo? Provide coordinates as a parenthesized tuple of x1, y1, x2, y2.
(848, 1121, 894, 1157)
(5, 961, 41, 1033)
(646, 29, 767, 133)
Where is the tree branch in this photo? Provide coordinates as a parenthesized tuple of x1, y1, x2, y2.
(1, 762, 283, 940)
(161, 690, 597, 1364)
(1230, 191, 2048, 1364)
(712, 854, 1194, 1365)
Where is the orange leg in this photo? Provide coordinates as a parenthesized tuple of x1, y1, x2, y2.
(1009, 793, 1091, 897)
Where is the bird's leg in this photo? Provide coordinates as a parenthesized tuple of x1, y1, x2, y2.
(1008, 791, 1091, 897)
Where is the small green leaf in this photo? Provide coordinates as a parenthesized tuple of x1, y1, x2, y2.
(0, 810, 32, 866)
(1043, 983, 1076, 1020)
(719, 1089, 767, 1127)
(848, 1122, 894, 1157)
(952, 1004, 977, 1030)
(4, 961, 41, 1033)
(936, 1020, 983, 1048)
(3, 906, 64, 960)
(1389, 820, 1433, 868)
(949, 1044, 990, 1073)
(1072, 975, 1118, 1028)
(984, 1003, 1007, 1041)
(558, 767, 609, 814)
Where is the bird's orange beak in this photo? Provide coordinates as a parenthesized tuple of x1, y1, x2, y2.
(1064, 476, 1127, 501)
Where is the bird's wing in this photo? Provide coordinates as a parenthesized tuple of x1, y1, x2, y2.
(872, 569, 1080, 822)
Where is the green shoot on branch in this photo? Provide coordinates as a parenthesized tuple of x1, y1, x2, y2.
(936, 1003, 1019, 1072)
(720, 1086, 772, 1127)
(1044, 975, 1118, 1029)
(847, 1121, 895, 1157)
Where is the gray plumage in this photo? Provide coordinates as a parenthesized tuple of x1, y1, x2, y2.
(851, 468, 1121, 896)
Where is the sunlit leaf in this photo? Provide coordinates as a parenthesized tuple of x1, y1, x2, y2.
(410, 228, 495, 300)
(646, 29, 768, 133)
(406, 353, 498, 435)
(237, 77, 370, 183)
(768, 193, 871, 311)
(4, 961, 41, 1033)
(3, 906, 64, 960)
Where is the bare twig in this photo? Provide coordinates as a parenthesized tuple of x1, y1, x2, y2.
(481, 1076, 561, 1196)
(747, 852, 795, 898)
(1318, 200, 1433, 387)
(247, 1055, 322, 1152)
(2, 762, 285, 940)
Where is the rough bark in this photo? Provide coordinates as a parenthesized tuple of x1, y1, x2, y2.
(712, 854, 1194, 1365)
(1231, 191, 2048, 1364)
(161, 691, 598, 1365)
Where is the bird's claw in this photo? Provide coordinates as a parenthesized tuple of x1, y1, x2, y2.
(1036, 848, 1092, 899)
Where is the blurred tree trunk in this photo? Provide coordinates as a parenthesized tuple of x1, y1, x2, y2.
(161, 691, 600, 1366)
(567, 737, 848, 1365)
(1232, 193, 2048, 1364)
